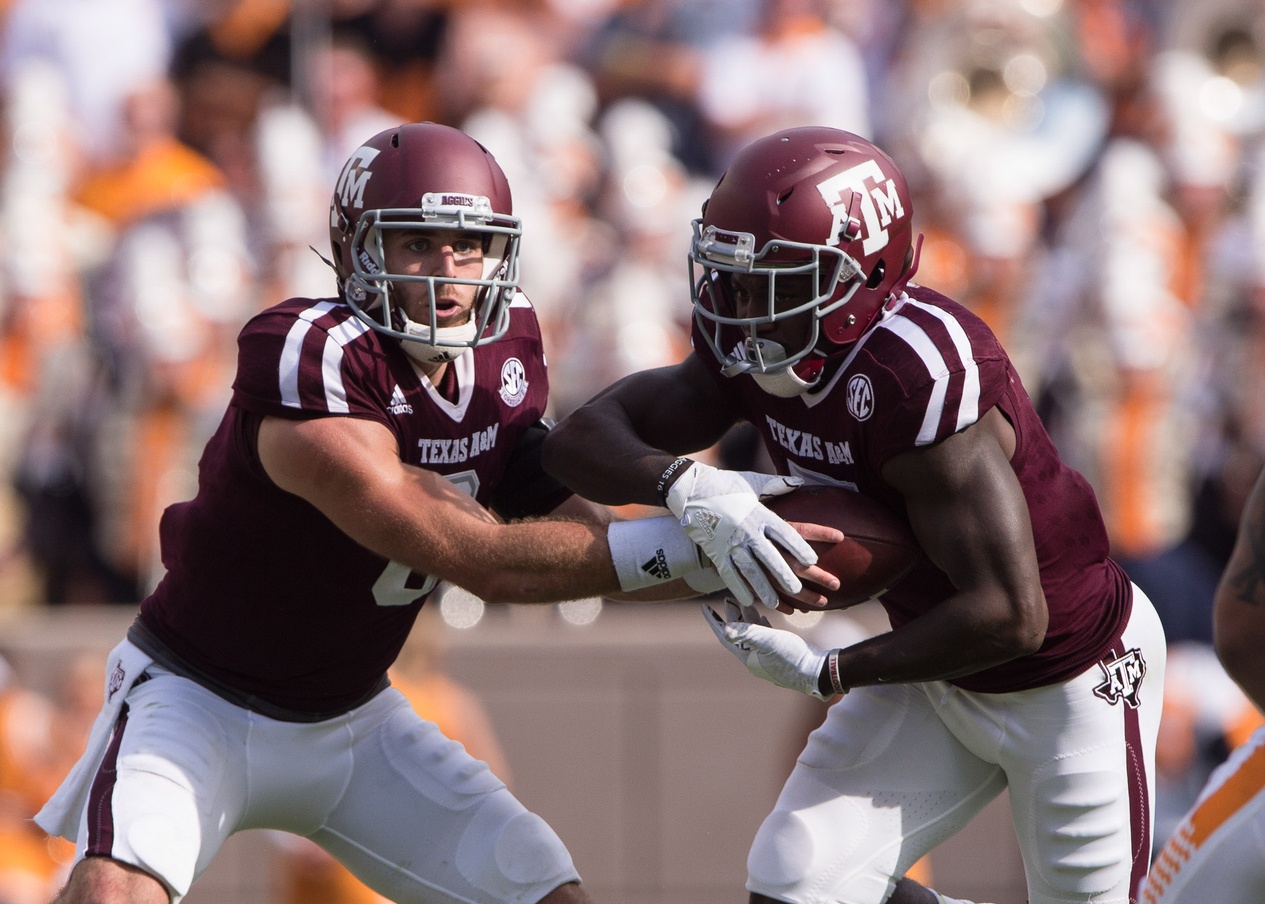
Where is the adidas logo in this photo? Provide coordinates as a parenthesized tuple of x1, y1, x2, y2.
(388, 384, 413, 415)
(692, 510, 721, 540)
(640, 549, 672, 581)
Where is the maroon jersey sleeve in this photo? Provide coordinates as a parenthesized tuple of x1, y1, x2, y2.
(232, 298, 393, 426)
(855, 296, 1010, 472)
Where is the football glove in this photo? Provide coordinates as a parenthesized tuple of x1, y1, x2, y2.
(665, 462, 815, 608)
(702, 600, 840, 701)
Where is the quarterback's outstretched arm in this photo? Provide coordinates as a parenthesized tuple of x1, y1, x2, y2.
(258, 413, 673, 604)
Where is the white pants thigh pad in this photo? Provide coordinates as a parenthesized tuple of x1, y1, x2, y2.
(56, 663, 579, 903)
(747, 590, 1166, 904)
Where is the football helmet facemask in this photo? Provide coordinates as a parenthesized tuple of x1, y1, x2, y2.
(690, 127, 920, 394)
(328, 122, 522, 363)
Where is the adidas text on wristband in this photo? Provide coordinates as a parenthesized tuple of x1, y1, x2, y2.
(607, 515, 705, 592)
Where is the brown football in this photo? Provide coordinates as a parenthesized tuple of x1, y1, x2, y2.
(766, 484, 921, 611)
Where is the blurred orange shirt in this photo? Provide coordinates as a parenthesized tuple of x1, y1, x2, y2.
(73, 137, 224, 228)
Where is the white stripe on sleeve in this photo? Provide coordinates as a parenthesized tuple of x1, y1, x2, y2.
(880, 314, 948, 445)
(278, 301, 372, 412)
(279, 302, 336, 408)
(322, 314, 372, 413)
(879, 303, 983, 445)
(909, 300, 981, 433)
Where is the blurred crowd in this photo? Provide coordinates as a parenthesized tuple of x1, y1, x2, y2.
(1, 0, 1265, 900)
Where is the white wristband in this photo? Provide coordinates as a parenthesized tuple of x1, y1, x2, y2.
(608, 515, 705, 591)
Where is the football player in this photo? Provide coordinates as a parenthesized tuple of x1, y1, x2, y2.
(1139, 465, 1265, 903)
(542, 127, 1168, 904)
(35, 122, 840, 904)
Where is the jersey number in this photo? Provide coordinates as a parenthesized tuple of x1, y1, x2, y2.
(371, 470, 480, 607)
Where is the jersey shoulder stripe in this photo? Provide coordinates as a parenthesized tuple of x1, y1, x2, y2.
(278, 301, 372, 413)
(875, 296, 984, 446)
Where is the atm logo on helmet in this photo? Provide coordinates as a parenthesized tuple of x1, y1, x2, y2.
(336, 146, 380, 210)
(816, 160, 904, 257)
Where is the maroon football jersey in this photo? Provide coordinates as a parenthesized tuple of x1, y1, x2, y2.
(138, 294, 553, 713)
(695, 285, 1132, 693)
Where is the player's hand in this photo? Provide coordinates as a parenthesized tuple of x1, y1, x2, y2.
(775, 520, 844, 613)
(665, 462, 816, 607)
(701, 600, 834, 701)
(686, 522, 842, 614)
(681, 523, 842, 602)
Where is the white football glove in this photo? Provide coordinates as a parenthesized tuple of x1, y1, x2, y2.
(702, 600, 837, 701)
(665, 461, 816, 607)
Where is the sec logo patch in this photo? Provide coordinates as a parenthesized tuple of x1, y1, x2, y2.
(846, 374, 874, 421)
(499, 357, 528, 407)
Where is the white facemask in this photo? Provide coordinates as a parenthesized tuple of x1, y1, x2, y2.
(399, 317, 479, 365)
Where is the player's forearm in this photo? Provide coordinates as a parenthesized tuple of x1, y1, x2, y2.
(544, 360, 736, 506)
(443, 517, 713, 604)
(830, 588, 1047, 687)
(542, 404, 682, 506)
(1214, 591, 1265, 712)
(458, 556, 616, 604)
(344, 469, 709, 604)
(1214, 472, 1265, 708)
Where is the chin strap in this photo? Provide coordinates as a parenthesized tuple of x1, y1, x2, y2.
(727, 338, 825, 398)
(398, 317, 479, 364)
(750, 365, 820, 398)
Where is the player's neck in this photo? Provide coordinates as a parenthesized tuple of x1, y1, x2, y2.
(412, 358, 444, 383)
(430, 361, 460, 402)
(419, 361, 459, 404)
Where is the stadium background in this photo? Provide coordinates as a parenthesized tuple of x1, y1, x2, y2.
(1, 1, 1264, 901)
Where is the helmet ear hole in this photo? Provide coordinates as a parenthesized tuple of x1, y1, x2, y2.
(866, 260, 886, 290)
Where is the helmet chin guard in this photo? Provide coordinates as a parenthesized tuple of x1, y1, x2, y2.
(725, 338, 826, 397)
(398, 317, 479, 365)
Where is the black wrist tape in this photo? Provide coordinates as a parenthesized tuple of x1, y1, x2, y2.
(656, 457, 694, 505)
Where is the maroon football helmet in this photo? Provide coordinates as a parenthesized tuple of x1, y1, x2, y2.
(690, 127, 920, 386)
(328, 122, 522, 353)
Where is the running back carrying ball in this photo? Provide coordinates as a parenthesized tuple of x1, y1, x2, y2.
(765, 485, 920, 610)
